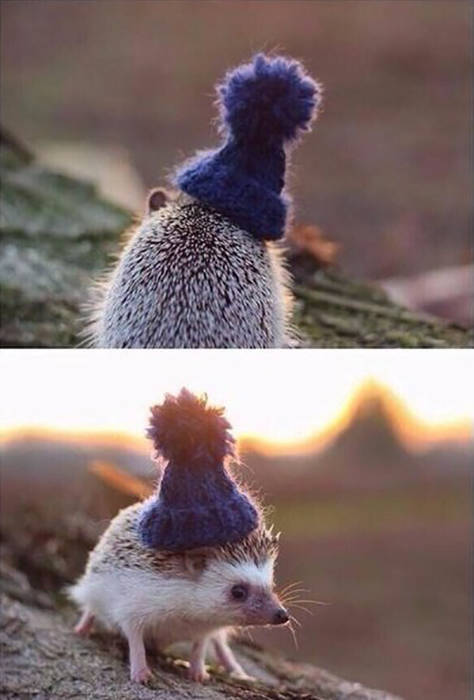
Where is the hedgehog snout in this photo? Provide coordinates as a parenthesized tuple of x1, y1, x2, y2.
(238, 588, 288, 626)
(272, 607, 289, 625)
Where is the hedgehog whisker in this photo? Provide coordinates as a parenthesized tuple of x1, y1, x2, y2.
(280, 595, 312, 603)
(279, 580, 304, 595)
(281, 581, 300, 588)
(279, 585, 308, 598)
(287, 619, 299, 650)
(280, 589, 311, 602)
(239, 627, 255, 643)
(280, 595, 312, 606)
(284, 598, 330, 606)
(281, 588, 310, 598)
(288, 603, 314, 616)
(289, 614, 302, 629)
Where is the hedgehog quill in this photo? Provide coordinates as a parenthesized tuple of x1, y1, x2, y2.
(70, 389, 291, 684)
(90, 54, 322, 348)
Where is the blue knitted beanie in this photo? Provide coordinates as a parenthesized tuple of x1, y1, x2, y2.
(138, 388, 260, 552)
(175, 53, 322, 241)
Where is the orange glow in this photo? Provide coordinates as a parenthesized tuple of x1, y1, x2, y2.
(1, 379, 471, 457)
(0, 426, 148, 451)
(89, 460, 151, 498)
(1, 350, 472, 454)
(239, 380, 472, 455)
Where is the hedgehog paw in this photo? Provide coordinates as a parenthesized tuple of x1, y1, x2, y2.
(130, 665, 152, 684)
(188, 665, 210, 683)
(230, 670, 256, 682)
(74, 610, 94, 637)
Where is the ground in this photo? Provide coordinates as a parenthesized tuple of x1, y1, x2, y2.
(0, 590, 401, 700)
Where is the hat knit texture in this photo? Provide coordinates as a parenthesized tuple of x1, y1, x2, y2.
(138, 389, 260, 552)
(175, 53, 321, 241)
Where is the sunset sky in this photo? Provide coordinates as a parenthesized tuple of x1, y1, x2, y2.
(1, 350, 472, 449)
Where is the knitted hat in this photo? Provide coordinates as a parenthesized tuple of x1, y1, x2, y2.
(138, 389, 259, 552)
(175, 53, 322, 241)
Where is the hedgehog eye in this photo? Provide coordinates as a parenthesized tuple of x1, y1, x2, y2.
(231, 584, 249, 601)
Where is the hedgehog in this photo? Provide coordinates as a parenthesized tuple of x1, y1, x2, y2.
(89, 54, 322, 348)
(70, 389, 290, 684)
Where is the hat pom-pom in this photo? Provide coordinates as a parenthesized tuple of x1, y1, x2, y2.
(217, 53, 322, 146)
(147, 389, 235, 466)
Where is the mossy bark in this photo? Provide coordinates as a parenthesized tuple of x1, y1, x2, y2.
(1, 131, 471, 348)
(0, 130, 132, 347)
(293, 272, 471, 348)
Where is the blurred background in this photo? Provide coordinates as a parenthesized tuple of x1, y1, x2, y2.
(1, 350, 472, 700)
(0, 0, 472, 325)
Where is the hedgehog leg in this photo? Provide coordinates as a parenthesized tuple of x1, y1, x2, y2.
(213, 630, 254, 680)
(74, 609, 95, 636)
(125, 626, 152, 684)
(188, 636, 210, 683)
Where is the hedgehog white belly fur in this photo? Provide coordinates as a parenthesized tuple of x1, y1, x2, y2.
(69, 502, 286, 683)
(70, 505, 223, 646)
(90, 194, 292, 349)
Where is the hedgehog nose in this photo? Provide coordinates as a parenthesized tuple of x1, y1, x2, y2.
(273, 608, 289, 625)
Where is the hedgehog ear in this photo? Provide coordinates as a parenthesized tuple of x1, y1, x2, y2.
(182, 548, 213, 578)
(147, 188, 169, 214)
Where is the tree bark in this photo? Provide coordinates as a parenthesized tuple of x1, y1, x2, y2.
(0, 591, 401, 700)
